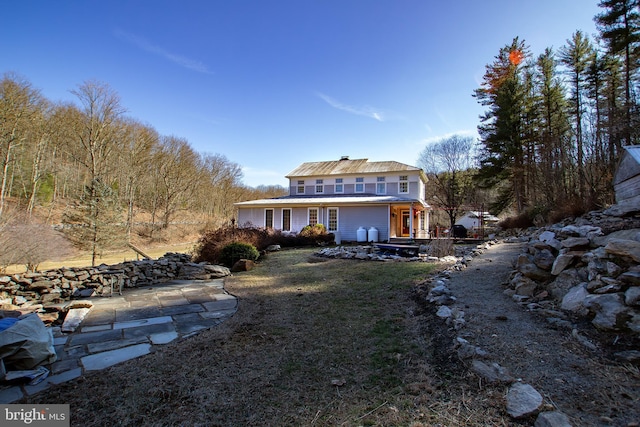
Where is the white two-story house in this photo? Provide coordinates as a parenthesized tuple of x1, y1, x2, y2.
(234, 157, 431, 242)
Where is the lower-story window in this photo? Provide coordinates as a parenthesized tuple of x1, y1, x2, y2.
(282, 208, 291, 231)
(327, 208, 338, 232)
(308, 208, 318, 226)
(265, 209, 273, 228)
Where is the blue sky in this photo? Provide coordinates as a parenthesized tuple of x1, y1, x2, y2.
(3, 1, 600, 187)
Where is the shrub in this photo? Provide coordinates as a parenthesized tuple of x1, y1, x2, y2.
(219, 242, 259, 267)
(547, 199, 588, 224)
(299, 223, 326, 237)
(193, 224, 335, 265)
(498, 211, 534, 230)
(0, 216, 73, 272)
(298, 224, 334, 246)
(424, 238, 453, 257)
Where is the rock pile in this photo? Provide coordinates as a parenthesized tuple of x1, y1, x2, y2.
(415, 243, 572, 424)
(0, 253, 230, 320)
(506, 209, 640, 337)
(315, 243, 492, 266)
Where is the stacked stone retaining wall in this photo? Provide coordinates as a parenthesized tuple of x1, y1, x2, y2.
(0, 253, 230, 309)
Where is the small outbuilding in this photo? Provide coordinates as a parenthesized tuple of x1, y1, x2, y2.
(455, 211, 499, 230)
(614, 146, 640, 206)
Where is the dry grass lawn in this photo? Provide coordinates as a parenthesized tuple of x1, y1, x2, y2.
(4, 242, 197, 274)
(28, 248, 508, 426)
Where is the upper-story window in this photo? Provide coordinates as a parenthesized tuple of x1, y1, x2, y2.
(355, 177, 364, 193)
(399, 175, 408, 193)
(315, 179, 324, 194)
(376, 176, 386, 194)
(297, 180, 305, 194)
(335, 178, 343, 193)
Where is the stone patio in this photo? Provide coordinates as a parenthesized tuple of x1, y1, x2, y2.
(0, 278, 237, 403)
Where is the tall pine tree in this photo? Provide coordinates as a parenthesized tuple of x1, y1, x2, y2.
(596, 0, 640, 146)
(474, 37, 530, 214)
(559, 30, 594, 200)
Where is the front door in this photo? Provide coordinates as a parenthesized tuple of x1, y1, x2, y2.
(400, 210, 411, 236)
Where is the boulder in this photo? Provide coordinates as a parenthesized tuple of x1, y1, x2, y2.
(231, 259, 255, 272)
(471, 360, 515, 384)
(561, 237, 590, 249)
(514, 277, 538, 297)
(606, 261, 623, 277)
(561, 224, 601, 238)
(620, 271, 640, 286)
(551, 254, 575, 276)
(538, 230, 556, 243)
(604, 199, 640, 216)
(533, 249, 556, 270)
(604, 238, 640, 263)
(28, 280, 54, 291)
(519, 262, 552, 282)
(583, 293, 629, 331)
(628, 311, 640, 333)
(202, 264, 232, 277)
(549, 269, 583, 300)
(534, 411, 572, 427)
(436, 305, 452, 319)
(561, 284, 589, 314)
(625, 286, 640, 306)
(506, 383, 543, 419)
(592, 228, 640, 247)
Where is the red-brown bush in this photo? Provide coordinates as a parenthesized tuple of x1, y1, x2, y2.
(193, 224, 334, 264)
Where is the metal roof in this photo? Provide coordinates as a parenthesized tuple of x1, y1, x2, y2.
(285, 158, 426, 180)
(623, 145, 640, 164)
(235, 193, 430, 208)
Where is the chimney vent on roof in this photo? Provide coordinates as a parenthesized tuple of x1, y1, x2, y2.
(340, 156, 349, 161)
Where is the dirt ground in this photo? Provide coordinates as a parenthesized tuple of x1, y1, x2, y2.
(416, 242, 640, 427)
(26, 242, 640, 426)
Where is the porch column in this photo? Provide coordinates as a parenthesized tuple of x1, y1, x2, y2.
(409, 202, 414, 239)
(426, 209, 430, 238)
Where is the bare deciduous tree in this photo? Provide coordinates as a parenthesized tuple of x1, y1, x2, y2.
(0, 214, 73, 272)
(418, 135, 477, 228)
(0, 73, 44, 220)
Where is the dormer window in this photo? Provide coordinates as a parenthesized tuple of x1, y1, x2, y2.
(315, 179, 324, 194)
(355, 177, 364, 193)
(335, 178, 343, 193)
(297, 180, 305, 194)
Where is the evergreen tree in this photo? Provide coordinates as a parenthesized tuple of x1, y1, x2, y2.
(63, 179, 124, 266)
(534, 48, 572, 206)
(596, 0, 640, 145)
(559, 30, 595, 199)
(474, 38, 530, 214)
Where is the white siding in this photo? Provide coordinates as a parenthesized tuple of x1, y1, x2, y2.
(237, 208, 265, 227)
(331, 205, 389, 241)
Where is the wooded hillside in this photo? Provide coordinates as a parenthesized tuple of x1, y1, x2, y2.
(0, 76, 286, 267)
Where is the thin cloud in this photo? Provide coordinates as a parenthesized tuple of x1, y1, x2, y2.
(420, 129, 477, 146)
(114, 28, 212, 74)
(242, 166, 288, 188)
(316, 92, 385, 122)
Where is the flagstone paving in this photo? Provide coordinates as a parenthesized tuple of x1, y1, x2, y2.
(0, 278, 237, 403)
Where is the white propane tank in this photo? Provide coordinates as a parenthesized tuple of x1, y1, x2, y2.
(367, 227, 379, 243)
(356, 226, 367, 242)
